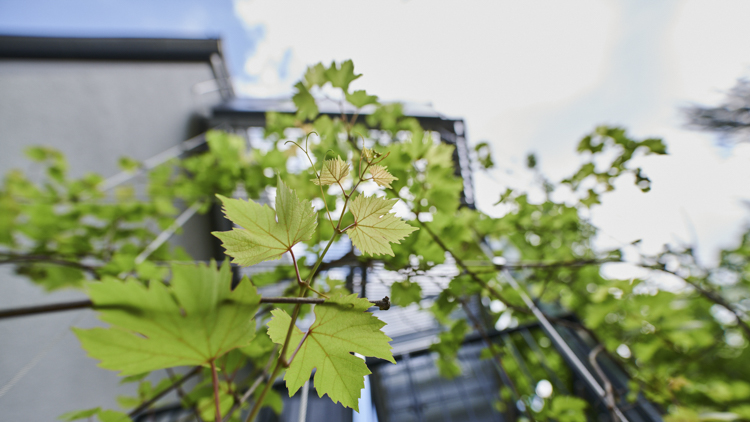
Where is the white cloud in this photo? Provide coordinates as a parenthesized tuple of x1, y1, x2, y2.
(233, 0, 750, 263)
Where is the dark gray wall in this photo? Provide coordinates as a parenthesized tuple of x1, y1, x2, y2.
(0, 59, 222, 420)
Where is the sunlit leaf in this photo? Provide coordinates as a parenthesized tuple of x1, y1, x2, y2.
(312, 157, 350, 186)
(346, 195, 417, 256)
(368, 165, 397, 188)
(267, 294, 394, 411)
(213, 179, 316, 266)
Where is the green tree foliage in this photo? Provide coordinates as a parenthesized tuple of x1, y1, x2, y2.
(1, 60, 749, 422)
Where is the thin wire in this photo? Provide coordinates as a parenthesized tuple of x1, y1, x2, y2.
(0, 311, 86, 399)
(501, 270, 629, 422)
(134, 202, 201, 265)
(99, 133, 208, 192)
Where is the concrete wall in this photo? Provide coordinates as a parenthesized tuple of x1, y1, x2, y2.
(0, 59, 222, 420)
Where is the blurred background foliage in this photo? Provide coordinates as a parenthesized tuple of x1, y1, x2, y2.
(1, 61, 749, 421)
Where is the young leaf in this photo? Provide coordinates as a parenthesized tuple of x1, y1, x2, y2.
(267, 294, 395, 411)
(346, 195, 417, 256)
(304, 63, 327, 88)
(361, 147, 381, 163)
(59, 408, 101, 421)
(368, 165, 397, 188)
(293, 82, 318, 121)
(324, 60, 361, 92)
(345, 90, 378, 108)
(74, 261, 260, 375)
(312, 157, 350, 186)
(213, 179, 317, 266)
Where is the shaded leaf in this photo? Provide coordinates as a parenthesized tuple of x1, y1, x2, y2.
(293, 82, 318, 121)
(74, 262, 260, 375)
(391, 280, 422, 307)
(346, 90, 378, 108)
(324, 60, 361, 92)
(59, 408, 101, 421)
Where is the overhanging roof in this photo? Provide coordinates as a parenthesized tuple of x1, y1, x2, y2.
(211, 97, 465, 134)
(0, 35, 234, 99)
(0, 35, 223, 62)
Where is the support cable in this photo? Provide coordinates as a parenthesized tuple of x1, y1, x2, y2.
(99, 132, 208, 192)
(134, 202, 202, 265)
(0, 312, 86, 399)
(501, 270, 629, 422)
(297, 380, 310, 422)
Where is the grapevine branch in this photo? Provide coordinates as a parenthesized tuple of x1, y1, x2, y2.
(641, 264, 750, 339)
(0, 296, 391, 320)
(410, 216, 527, 314)
(128, 366, 201, 418)
(0, 253, 100, 277)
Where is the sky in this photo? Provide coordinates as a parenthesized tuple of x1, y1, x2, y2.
(2, 0, 750, 265)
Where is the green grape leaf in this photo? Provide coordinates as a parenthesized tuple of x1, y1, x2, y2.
(97, 410, 130, 422)
(346, 195, 417, 256)
(304, 63, 327, 87)
(367, 165, 397, 188)
(59, 408, 101, 421)
(346, 90, 378, 108)
(324, 60, 361, 92)
(117, 156, 140, 172)
(293, 82, 319, 121)
(546, 396, 588, 422)
(74, 261, 260, 375)
(362, 147, 382, 163)
(213, 179, 317, 266)
(267, 294, 395, 411)
(390, 280, 422, 307)
(312, 157, 350, 186)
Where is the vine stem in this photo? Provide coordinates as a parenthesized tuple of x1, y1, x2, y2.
(286, 330, 312, 367)
(410, 211, 526, 313)
(245, 233, 340, 422)
(289, 249, 328, 298)
(642, 264, 750, 339)
(210, 360, 222, 422)
(0, 295, 390, 319)
(0, 253, 100, 277)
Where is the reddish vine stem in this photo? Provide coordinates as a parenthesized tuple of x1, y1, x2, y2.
(210, 360, 222, 422)
(285, 330, 312, 367)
